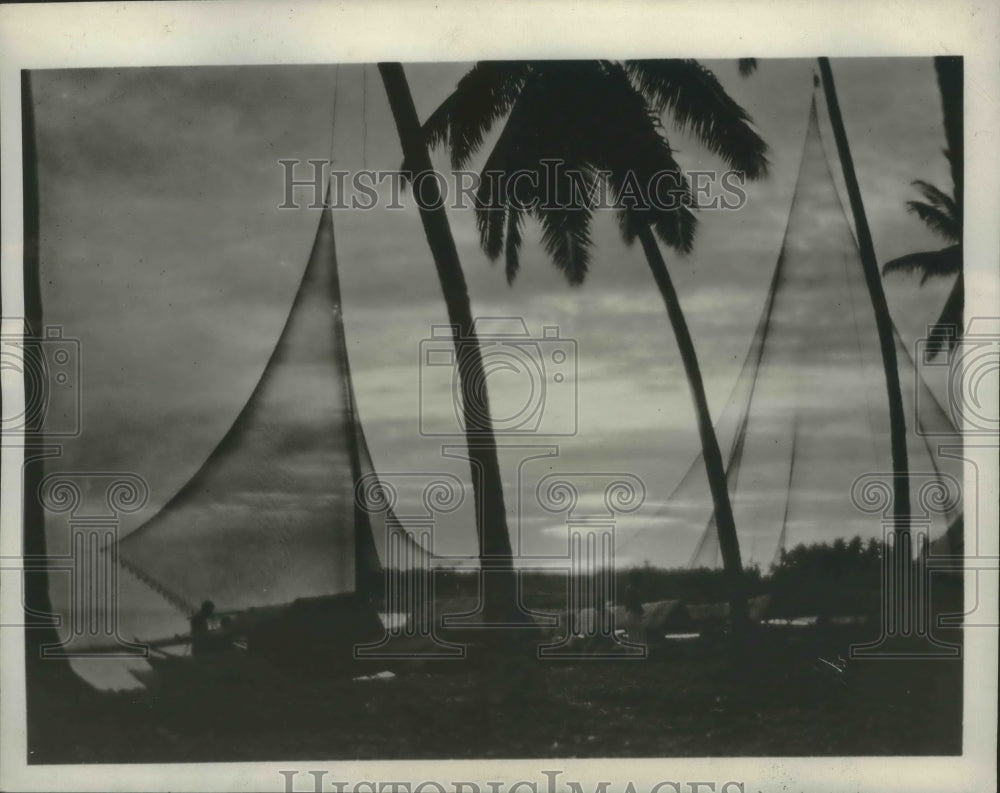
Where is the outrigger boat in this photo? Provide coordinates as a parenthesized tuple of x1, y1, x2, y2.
(130, 593, 393, 690)
(114, 194, 433, 684)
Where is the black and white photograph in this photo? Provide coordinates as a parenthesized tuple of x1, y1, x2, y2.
(1, 2, 997, 791)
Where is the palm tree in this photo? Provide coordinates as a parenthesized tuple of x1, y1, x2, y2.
(377, 63, 517, 624)
(419, 59, 769, 631)
(21, 71, 62, 664)
(22, 73, 82, 701)
(817, 58, 912, 545)
(882, 56, 962, 358)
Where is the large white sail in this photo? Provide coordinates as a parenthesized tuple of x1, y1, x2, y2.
(623, 96, 962, 569)
(119, 204, 427, 613)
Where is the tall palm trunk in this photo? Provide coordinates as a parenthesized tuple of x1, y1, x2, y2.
(936, 56, 963, 336)
(378, 63, 516, 623)
(637, 226, 749, 631)
(21, 71, 61, 662)
(818, 58, 911, 545)
(935, 56, 962, 213)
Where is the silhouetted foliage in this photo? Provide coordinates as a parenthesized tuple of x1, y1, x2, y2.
(378, 565, 772, 614)
(419, 60, 768, 284)
(768, 536, 883, 618)
(422, 58, 770, 628)
(378, 536, 904, 618)
(882, 56, 963, 357)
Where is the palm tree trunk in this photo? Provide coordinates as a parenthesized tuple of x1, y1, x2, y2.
(637, 226, 749, 631)
(818, 58, 911, 544)
(934, 56, 964, 355)
(21, 71, 61, 662)
(929, 271, 964, 356)
(377, 63, 516, 623)
(934, 56, 962, 214)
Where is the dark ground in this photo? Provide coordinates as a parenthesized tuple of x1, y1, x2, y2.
(28, 621, 962, 764)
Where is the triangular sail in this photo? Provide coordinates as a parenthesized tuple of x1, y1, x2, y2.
(119, 205, 429, 614)
(625, 96, 962, 569)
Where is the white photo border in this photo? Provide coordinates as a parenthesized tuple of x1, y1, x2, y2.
(1, 1, 997, 791)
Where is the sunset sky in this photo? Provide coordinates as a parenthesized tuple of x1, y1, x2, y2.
(30, 58, 960, 649)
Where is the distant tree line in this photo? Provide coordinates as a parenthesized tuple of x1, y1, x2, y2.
(376, 534, 961, 621)
(768, 536, 883, 618)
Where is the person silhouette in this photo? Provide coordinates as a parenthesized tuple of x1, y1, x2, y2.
(622, 573, 646, 646)
(190, 600, 215, 655)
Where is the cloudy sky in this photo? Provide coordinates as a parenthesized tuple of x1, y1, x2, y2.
(31, 58, 958, 638)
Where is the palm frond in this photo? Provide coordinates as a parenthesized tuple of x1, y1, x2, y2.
(468, 73, 553, 261)
(882, 245, 961, 281)
(652, 204, 697, 253)
(418, 61, 531, 170)
(504, 207, 525, 285)
(472, 66, 558, 181)
(906, 198, 959, 242)
(624, 59, 769, 179)
(924, 271, 964, 358)
(476, 204, 508, 261)
(911, 179, 958, 216)
(919, 244, 961, 283)
(537, 205, 593, 285)
(431, 59, 749, 280)
(590, 64, 698, 250)
(465, 66, 604, 277)
(737, 58, 758, 76)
